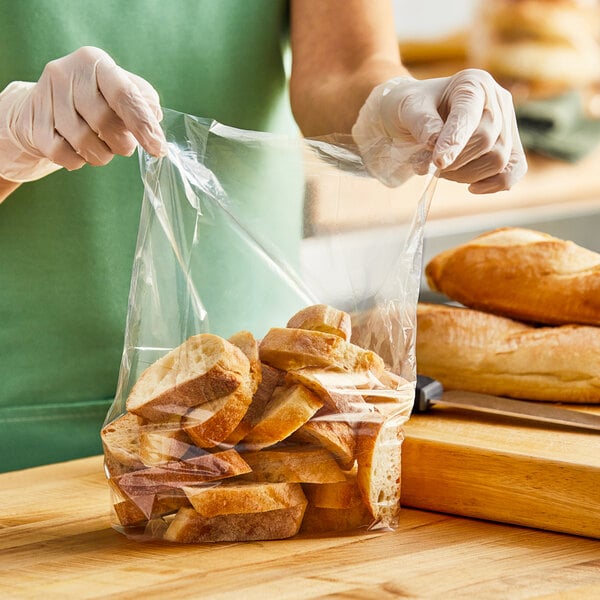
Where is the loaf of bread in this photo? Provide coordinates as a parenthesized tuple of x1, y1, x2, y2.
(105, 303, 409, 542)
(416, 302, 600, 403)
(425, 227, 600, 326)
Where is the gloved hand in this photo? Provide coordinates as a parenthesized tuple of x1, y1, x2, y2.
(0, 46, 166, 183)
(351, 69, 527, 193)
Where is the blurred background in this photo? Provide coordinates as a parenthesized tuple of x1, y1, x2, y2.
(391, 0, 600, 299)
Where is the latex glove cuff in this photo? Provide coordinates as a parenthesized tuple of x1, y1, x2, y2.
(0, 82, 62, 183)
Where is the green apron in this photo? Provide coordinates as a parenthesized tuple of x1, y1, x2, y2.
(0, 0, 301, 471)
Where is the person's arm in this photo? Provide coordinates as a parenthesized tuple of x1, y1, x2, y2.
(290, 0, 408, 137)
(289, 0, 527, 193)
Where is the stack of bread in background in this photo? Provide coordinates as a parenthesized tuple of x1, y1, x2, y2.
(469, 0, 600, 101)
(417, 227, 600, 403)
(102, 305, 413, 543)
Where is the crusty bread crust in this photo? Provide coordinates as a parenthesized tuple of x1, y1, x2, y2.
(182, 482, 306, 517)
(242, 384, 323, 450)
(300, 503, 372, 534)
(163, 502, 307, 543)
(356, 419, 403, 529)
(302, 475, 363, 510)
(292, 418, 356, 470)
(416, 302, 600, 403)
(182, 381, 253, 448)
(425, 227, 600, 326)
(101, 413, 144, 477)
(260, 328, 385, 375)
(228, 330, 262, 394)
(241, 446, 347, 484)
(126, 334, 251, 421)
(225, 363, 284, 445)
(286, 304, 352, 341)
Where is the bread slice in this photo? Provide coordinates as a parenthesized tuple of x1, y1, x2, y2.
(291, 417, 356, 470)
(181, 482, 306, 517)
(163, 503, 306, 543)
(259, 328, 385, 375)
(126, 334, 251, 422)
(182, 380, 253, 448)
(300, 503, 372, 534)
(425, 227, 600, 326)
(416, 302, 600, 403)
(240, 446, 347, 484)
(228, 330, 262, 394)
(355, 418, 403, 528)
(285, 369, 374, 417)
(225, 363, 285, 445)
(302, 474, 363, 509)
(286, 304, 352, 341)
(115, 448, 252, 500)
(137, 420, 193, 466)
(241, 384, 323, 450)
(101, 413, 144, 477)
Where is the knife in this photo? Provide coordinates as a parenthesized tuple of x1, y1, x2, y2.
(414, 375, 600, 433)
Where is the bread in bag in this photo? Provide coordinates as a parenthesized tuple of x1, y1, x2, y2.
(126, 334, 251, 421)
(286, 304, 352, 341)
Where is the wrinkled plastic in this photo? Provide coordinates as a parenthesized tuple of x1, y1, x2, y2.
(103, 108, 437, 543)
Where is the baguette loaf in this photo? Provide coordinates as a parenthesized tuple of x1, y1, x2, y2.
(181, 482, 306, 518)
(126, 334, 251, 421)
(163, 503, 307, 543)
(286, 304, 352, 341)
(425, 227, 600, 326)
(416, 302, 600, 403)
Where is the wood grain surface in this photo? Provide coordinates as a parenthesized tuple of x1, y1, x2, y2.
(401, 403, 600, 539)
(1, 455, 599, 599)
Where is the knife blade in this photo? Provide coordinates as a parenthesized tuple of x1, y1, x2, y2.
(414, 375, 600, 433)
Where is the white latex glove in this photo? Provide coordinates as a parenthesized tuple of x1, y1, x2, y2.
(0, 46, 166, 183)
(351, 69, 527, 193)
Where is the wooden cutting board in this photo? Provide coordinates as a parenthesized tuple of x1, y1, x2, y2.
(400, 399, 600, 539)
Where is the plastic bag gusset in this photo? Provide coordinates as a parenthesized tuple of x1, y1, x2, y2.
(106, 108, 437, 539)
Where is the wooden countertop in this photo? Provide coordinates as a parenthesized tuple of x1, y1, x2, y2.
(1, 455, 599, 599)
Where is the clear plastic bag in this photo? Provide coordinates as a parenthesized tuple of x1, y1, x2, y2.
(102, 108, 437, 543)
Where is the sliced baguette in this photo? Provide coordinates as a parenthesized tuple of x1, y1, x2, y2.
(126, 334, 250, 422)
(112, 493, 190, 527)
(138, 424, 192, 467)
(300, 503, 372, 534)
(241, 384, 323, 450)
(240, 446, 347, 484)
(286, 304, 352, 341)
(182, 380, 253, 448)
(259, 328, 385, 375)
(355, 419, 403, 528)
(163, 503, 306, 543)
(181, 482, 306, 517)
(101, 413, 144, 477)
(228, 330, 262, 394)
(285, 369, 373, 417)
(115, 448, 252, 499)
(225, 363, 285, 445)
(291, 417, 356, 470)
(302, 474, 363, 509)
